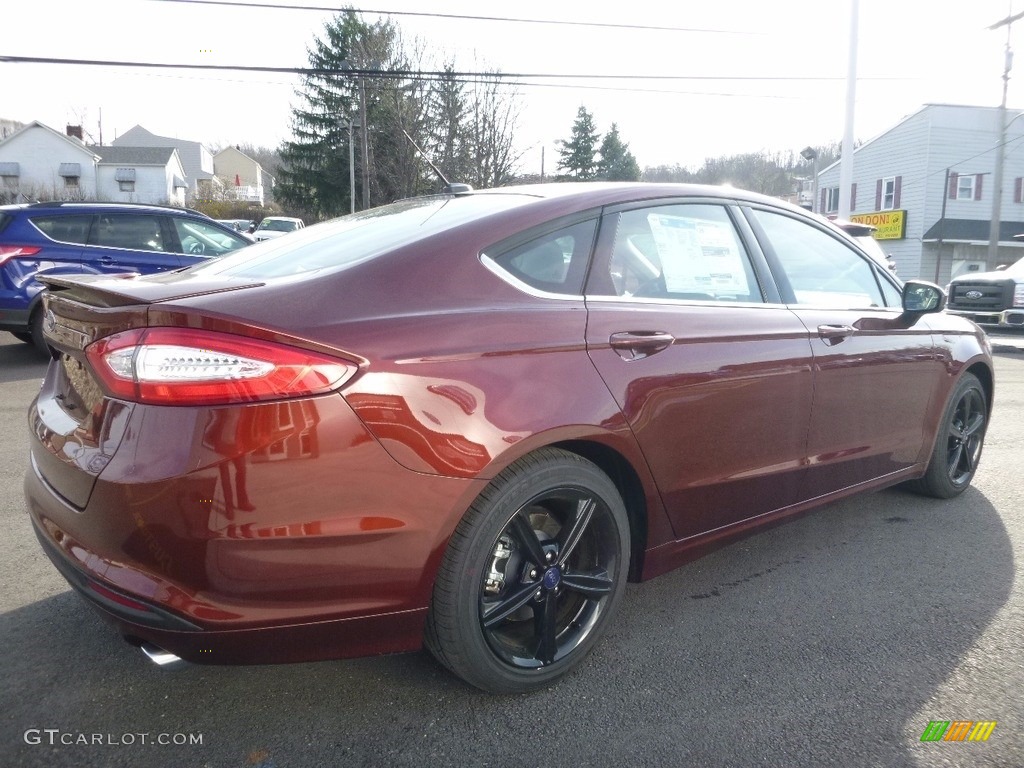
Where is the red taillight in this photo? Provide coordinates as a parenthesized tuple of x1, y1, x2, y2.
(0, 245, 43, 265)
(86, 328, 356, 406)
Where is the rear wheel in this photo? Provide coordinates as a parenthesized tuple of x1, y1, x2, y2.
(11, 331, 33, 344)
(425, 448, 629, 694)
(28, 307, 50, 355)
(911, 372, 987, 498)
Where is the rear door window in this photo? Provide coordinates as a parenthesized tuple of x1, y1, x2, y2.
(590, 203, 763, 303)
(89, 214, 167, 252)
(30, 214, 93, 245)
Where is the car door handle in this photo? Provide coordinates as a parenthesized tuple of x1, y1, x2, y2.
(608, 331, 675, 360)
(98, 256, 114, 264)
(817, 324, 855, 345)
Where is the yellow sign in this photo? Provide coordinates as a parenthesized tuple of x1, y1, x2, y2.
(849, 210, 906, 240)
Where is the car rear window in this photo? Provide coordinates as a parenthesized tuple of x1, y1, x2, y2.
(192, 195, 536, 279)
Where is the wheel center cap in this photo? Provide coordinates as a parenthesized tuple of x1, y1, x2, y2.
(542, 566, 561, 590)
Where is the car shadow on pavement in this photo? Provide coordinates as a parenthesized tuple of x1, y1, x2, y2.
(0, 486, 1012, 768)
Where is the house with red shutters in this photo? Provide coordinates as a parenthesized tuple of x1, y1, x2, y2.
(815, 104, 1024, 283)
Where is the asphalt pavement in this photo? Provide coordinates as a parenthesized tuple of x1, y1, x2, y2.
(0, 333, 1021, 768)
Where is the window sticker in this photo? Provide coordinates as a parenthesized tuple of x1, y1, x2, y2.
(647, 214, 749, 295)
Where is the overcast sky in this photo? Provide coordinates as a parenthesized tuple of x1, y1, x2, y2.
(4, 0, 1023, 175)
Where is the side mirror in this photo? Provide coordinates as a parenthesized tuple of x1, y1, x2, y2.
(903, 280, 946, 314)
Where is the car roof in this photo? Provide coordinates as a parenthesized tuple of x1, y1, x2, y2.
(0, 201, 212, 218)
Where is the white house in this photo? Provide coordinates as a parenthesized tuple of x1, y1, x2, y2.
(112, 125, 220, 200)
(90, 145, 188, 206)
(0, 121, 190, 205)
(213, 145, 273, 205)
(0, 121, 100, 201)
(816, 103, 1024, 283)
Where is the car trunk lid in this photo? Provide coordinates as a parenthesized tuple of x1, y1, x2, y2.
(30, 274, 264, 508)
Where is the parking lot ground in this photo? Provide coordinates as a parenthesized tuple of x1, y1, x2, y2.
(0, 335, 1021, 767)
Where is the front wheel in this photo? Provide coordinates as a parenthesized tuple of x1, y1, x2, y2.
(911, 372, 988, 498)
(425, 448, 630, 694)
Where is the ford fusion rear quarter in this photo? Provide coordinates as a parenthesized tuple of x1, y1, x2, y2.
(25, 183, 993, 693)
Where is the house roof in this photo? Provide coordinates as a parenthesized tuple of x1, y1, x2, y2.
(89, 145, 177, 165)
(0, 120, 100, 159)
(113, 125, 205, 151)
(922, 218, 1024, 243)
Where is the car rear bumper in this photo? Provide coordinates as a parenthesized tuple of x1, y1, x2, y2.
(24, 391, 486, 664)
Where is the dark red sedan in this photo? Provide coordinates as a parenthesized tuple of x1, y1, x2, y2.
(25, 183, 993, 693)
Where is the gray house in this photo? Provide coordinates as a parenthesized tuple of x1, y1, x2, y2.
(816, 103, 1024, 283)
(112, 125, 220, 201)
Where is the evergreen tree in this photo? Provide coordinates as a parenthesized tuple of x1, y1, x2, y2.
(557, 106, 600, 180)
(425, 64, 473, 185)
(277, 11, 368, 219)
(596, 124, 640, 181)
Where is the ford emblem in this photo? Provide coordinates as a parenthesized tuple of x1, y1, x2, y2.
(964, 290, 984, 299)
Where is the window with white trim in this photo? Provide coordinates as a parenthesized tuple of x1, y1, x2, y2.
(956, 175, 975, 200)
(882, 177, 896, 209)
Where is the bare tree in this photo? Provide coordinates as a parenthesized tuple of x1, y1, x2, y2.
(467, 72, 522, 188)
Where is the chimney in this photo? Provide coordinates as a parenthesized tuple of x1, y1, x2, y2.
(66, 125, 84, 141)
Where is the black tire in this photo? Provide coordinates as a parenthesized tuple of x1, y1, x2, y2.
(28, 307, 51, 356)
(11, 331, 33, 344)
(911, 372, 987, 498)
(425, 448, 630, 694)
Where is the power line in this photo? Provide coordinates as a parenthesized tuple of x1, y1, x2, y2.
(0, 55, 899, 83)
(149, 0, 757, 35)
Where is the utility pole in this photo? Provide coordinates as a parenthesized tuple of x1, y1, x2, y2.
(838, 0, 859, 220)
(359, 76, 369, 210)
(987, 8, 1023, 265)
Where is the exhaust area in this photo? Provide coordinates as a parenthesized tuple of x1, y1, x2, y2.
(140, 643, 184, 668)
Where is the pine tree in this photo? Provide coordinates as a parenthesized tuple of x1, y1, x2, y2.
(596, 124, 641, 181)
(425, 64, 473, 185)
(276, 11, 368, 219)
(557, 106, 600, 180)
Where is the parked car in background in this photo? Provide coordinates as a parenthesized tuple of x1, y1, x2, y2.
(26, 183, 992, 694)
(946, 254, 1024, 329)
(1, 202, 253, 351)
(252, 216, 304, 241)
(216, 219, 255, 234)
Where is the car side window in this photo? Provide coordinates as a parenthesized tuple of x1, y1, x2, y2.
(875, 268, 904, 308)
(489, 219, 597, 295)
(171, 218, 249, 256)
(594, 204, 762, 302)
(752, 210, 886, 308)
(30, 215, 93, 245)
(90, 214, 166, 252)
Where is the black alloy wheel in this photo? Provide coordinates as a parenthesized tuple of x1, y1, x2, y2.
(425, 448, 629, 694)
(944, 381, 986, 487)
(912, 372, 988, 499)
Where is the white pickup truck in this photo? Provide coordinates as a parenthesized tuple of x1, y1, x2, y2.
(946, 256, 1024, 328)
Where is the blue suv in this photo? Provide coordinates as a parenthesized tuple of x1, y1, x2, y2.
(1, 202, 252, 352)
